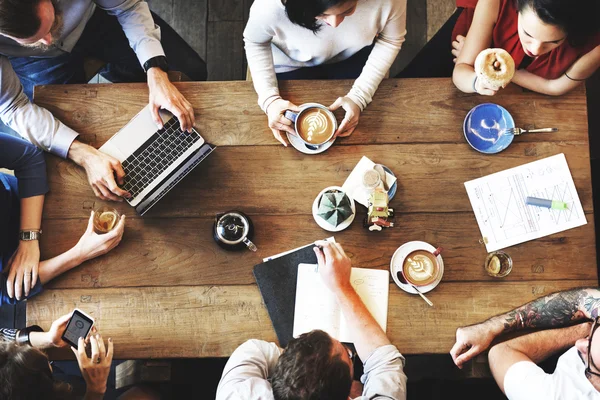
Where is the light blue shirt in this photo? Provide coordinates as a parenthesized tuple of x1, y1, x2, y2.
(0, 0, 165, 158)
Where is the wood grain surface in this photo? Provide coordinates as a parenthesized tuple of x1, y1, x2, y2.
(28, 79, 596, 358)
(31, 280, 597, 359)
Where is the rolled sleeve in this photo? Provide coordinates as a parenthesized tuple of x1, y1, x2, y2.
(359, 344, 407, 400)
(0, 57, 78, 158)
(97, 0, 166, 66)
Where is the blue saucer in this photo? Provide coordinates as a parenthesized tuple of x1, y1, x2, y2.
(463, 103, 515, 154)
(382, 165, 397, 201)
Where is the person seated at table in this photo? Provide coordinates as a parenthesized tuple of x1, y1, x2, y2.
(397, 0, 600, 96)
(0, 0, 206, 202)
(1, 133, 125, 304)
(450, 287, 600, 398)
(0, 314, 159, 400)
(243, 0, 407, 146)
(216, 241, 407, 400)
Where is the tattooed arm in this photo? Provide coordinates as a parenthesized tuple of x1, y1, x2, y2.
(450, 287, 600, 368)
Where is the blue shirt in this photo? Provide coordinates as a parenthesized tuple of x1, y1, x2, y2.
(0, 133, 49, 306)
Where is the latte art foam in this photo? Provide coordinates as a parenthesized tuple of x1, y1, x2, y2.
(297, 108, 335, 144)
(405, 254, 436, 282)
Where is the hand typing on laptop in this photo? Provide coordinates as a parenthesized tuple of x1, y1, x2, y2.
(147, 68, 195, 133)
(68, 141, 131, 202)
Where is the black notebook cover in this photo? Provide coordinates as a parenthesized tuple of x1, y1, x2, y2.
(253, 244, 318, 347)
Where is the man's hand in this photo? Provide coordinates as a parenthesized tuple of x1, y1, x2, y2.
(450, 321, 497, 368)
(313, 241, 352, 294)
(328, 97, 361, 138)
(266, 98, 300, 147)
(74, 212, 125, 264)
(72, 334, 113, 396)
(68, 141, 130, 201)
(5, 240, 40, 300)
(147, 68, 195, 133)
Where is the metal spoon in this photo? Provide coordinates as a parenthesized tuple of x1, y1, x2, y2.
(396, 270, 433, 307)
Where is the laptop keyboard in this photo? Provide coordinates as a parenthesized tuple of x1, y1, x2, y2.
(121, 118, 200, 199)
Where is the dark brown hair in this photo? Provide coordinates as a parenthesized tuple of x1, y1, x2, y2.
(271, 330, 352, 400)
(0, 341, 72, 400)
(516, 0, 599, 47)
(283, 0, 354, 33)
(0, 0, 45, 39)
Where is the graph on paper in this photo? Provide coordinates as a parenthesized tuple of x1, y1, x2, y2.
(464, 154, 587, 252)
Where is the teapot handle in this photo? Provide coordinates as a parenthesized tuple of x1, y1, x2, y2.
(243, 237, 258, 252)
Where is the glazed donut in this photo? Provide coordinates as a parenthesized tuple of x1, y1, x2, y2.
(474, 48, 515, 89)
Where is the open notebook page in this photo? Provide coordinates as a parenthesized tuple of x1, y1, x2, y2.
(338, 267, 389, 343)
(293, 264, 389, 343)
(293, 263, 341, 338)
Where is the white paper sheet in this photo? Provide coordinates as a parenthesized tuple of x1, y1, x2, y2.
(464, 154, 587, 252)
(293, 264, 389, 343)
(342, 156, 397, 207)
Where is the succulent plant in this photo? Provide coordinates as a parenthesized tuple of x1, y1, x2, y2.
(317, 191, 353, 227)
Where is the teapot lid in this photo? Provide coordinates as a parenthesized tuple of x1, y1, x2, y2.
(216, 212, 250, 245)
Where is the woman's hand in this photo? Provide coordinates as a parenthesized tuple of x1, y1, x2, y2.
(452, 35, 466, 63)
(72, 334, 113, 396)
(75, 211, 125, 264)
(29, 312, 89, 349)
(266, 98, 300, 146)
(5, 240, 40, 300)
(328, 97, 361, 137)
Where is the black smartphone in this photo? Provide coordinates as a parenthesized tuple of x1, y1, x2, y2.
(61, 309, 95, 348)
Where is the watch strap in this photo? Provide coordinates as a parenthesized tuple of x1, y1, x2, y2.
(19, 230, 42, 241)
(143, 56, 169, 73)
(16, 325, 43, 346)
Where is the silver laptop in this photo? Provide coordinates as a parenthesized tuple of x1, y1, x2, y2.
(99, 105, 215, 215)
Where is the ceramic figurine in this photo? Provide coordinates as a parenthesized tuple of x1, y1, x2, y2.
(364, 188, 394, 231)
(317, 190, 353, 227)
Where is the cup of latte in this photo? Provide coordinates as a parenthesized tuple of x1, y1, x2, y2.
(284, 103, 337, 150)
(401, 247, 442, 287)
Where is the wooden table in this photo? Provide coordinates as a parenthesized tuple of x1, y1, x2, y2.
(28, 79, 597, 359)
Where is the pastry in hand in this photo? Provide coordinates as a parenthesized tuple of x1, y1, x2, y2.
(474, 48, 515, 89)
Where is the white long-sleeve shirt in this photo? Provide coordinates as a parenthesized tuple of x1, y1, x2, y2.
(243, 0, 407, 112)
(0, 0, 164, 158)
(216, 340, 407, 400)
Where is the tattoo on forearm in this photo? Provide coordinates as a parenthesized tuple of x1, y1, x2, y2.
(501, 288, 600, 332)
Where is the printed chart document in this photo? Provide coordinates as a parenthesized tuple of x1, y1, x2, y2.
(293, 264, 389, 343)
(464, 153, 587, 252)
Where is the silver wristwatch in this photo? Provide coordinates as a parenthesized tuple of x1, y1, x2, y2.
(19, 230, 42, 241)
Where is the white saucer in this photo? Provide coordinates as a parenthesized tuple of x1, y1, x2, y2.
(312, 186, 356, 232)
(287, 132, 336, 155)
(390, 241, 444, 294)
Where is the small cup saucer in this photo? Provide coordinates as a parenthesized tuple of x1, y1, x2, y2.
(287, 132, 336, 155)
(390, 241, 444, 294)
(312, 186, 356, 232)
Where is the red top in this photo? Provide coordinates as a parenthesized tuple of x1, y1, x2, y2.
(453, 0, 600, 79)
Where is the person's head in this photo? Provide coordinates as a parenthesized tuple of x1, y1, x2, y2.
(0, 341, 72, 400)
(283, 0, 359, 32)
(0, 0, 64, 49)
(515, 0, 599, 56)
(271, 330, 353, 400)
(575, 317, 600, 388)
